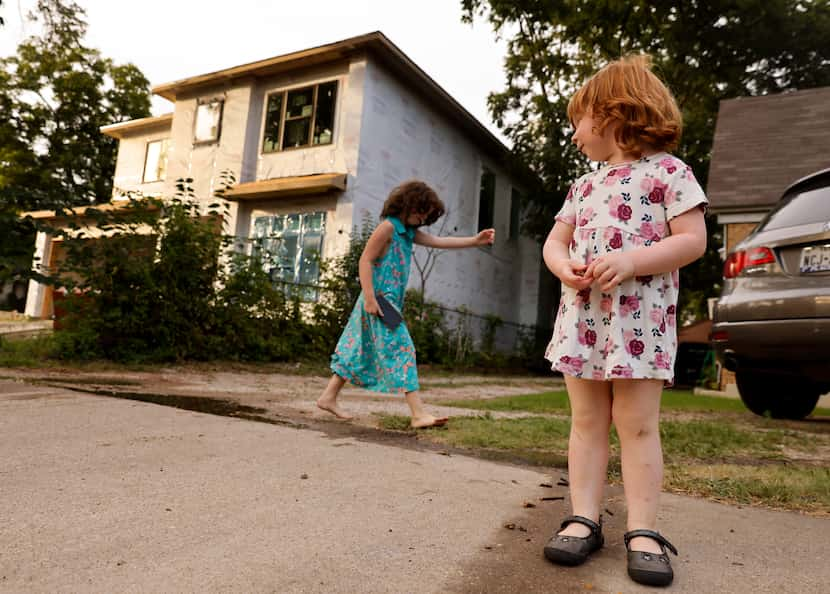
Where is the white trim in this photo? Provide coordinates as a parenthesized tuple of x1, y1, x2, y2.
(717, 212, 766, 224)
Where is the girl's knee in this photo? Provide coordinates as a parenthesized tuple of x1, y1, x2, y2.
(614, 414, 659, 441)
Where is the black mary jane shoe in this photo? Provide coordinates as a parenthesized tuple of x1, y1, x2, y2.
(543, 515, 604, 566)
(624, 529, 679, 587)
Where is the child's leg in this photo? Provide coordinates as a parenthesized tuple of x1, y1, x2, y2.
(559, 376, 613, 538)
(316, 374, 353, 419)
(611, 378, 664, 554)
(405, 390, 448, 428)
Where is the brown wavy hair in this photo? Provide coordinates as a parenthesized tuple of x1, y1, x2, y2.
(567, 54, 682, 156)
(380, 180, 446, 227)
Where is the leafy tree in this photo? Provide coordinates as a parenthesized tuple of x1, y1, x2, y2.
(461, 0, 830, 321)
(0, 0, 151, 293)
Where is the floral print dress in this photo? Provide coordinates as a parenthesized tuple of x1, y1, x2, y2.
(330, 216, 419, 393)
(545, 153, 708, 383)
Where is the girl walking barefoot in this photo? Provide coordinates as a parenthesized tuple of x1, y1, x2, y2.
(316, 180, 495, 428)
(541, 55, 708, 587)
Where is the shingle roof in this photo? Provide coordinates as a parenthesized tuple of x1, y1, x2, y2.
(707, 86, 830, 214)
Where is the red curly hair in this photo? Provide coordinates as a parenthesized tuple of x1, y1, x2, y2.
(380, 180, 446, 227)
(567, 54, 682, 156)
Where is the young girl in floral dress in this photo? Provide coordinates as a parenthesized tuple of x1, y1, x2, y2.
(541, 55, 708, 587)
(316, 180, 495, 428)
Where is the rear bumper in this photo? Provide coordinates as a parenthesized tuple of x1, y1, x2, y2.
(710, 318, 830, 380)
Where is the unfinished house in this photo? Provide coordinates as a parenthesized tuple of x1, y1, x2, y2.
(25, 32, 545, 343)
(708, 86, 830, 253)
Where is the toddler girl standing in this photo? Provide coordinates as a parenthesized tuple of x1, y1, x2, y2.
(316, 180, 495, 428)
(541, 55, 708, 587)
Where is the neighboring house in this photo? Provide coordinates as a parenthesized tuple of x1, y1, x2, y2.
(708, 86, 830, 253)
(25, 32, 544, 341)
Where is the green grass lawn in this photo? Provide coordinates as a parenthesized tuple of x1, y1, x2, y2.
(442, 388, 830, 417)
(377, 392, 830, 514)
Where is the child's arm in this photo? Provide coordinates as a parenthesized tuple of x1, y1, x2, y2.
(414, 228, 495, 248)
(586, 207, 707, 291)
(543, 221, 592, 290)
(359, 221, 394, 315)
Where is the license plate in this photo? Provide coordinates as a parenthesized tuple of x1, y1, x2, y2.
(800, 244, 830, 273)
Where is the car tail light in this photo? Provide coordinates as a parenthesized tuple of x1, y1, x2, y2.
(723, 251, 745, 278)
(723, 247, 775, 278)
(709, 330, 729, 341)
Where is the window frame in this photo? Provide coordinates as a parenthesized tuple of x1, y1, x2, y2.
(509, 187, 523, 241)
(141, 138, 169, 184)
(193, 98, 224, 145)
(477, 166, 496, 233)
(250, 211, 327, 301)
(261, 80, 338, 154)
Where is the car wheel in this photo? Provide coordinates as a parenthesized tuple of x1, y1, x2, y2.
(735, 370, 820, 420)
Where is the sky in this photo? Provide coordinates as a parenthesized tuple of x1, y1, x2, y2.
(0, 0, 511, 143)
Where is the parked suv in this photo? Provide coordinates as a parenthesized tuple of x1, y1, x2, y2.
(711, 168, 830, 419)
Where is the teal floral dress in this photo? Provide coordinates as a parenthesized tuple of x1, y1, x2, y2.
(330, 216, 419, 394)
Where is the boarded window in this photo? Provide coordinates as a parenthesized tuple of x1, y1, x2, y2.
(194, 99, 223, 143)
(142, 139, 168, 183)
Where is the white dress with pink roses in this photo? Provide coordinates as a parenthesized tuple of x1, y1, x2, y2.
(545, 152, 708, 383)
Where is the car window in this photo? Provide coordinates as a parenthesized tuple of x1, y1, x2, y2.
(760, 184, 830, 231)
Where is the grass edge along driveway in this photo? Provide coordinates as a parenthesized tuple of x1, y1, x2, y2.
(378, 389, 830, 516)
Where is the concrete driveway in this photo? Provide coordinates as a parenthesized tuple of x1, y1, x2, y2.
(0, 377, 828, 593)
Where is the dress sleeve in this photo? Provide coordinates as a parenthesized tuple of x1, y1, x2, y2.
(665, 164, 708, 221)
(554, 183, 577, 226)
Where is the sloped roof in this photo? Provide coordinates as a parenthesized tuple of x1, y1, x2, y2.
(150, 31, 510, 161)
(707, 86, 830, 214)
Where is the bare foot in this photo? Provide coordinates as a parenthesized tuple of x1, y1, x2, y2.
(316, 397, 353, 420)
(410, 415, 449, 429)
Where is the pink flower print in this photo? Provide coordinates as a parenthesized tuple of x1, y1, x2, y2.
(558, 355, 586, 375)
(582, 182, 593, 197)
(576, 287, 592, 304)
(653, 351, 672, 370)
(664, 190, 677, 206)
(626, 338, 645, 356)
(565, 186, 574, 202)
(617, 203, 633, 221)
(592, 369, 605, 380)
(649, 307, 664, 324)
(607, 194, 624, 215)
(654, 222, 667, 238)
(600, 336, 616, 357)
(579, 228, 593, 241)
(578, 207, 596, 227)
(650, 307, 666, 333)
(609, 230, 623, 249)
(672, 269, 680, 288)
(619, 294, 640, 317)
(666, 304, 677, 327)
(610, 364, 634, 378)
(640, 177, 654, 193)
(649, 179, 668, 204)
(600, 296, 613, 313)
(639, 221, 655, 238)
(636, 274, 653, 285)
(659, 157, 677, 174)
(577, 322, 597, 346)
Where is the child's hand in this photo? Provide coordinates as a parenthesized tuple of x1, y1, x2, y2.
(585, 253, 635, 291)
(551, 259, 593, 290)
(476, 228, 495, 246)
(364, 295, 382, 316)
